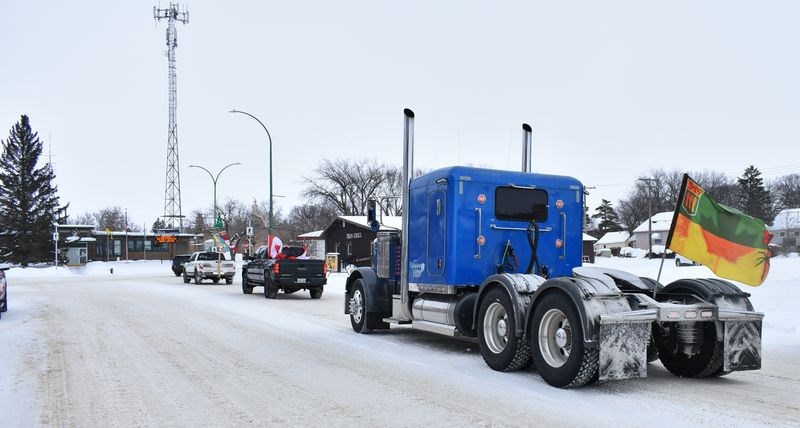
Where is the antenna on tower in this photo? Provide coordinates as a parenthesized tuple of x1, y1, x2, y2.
(154, 2, 189, 231)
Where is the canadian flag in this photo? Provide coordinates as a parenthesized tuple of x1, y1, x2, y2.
(268, 235, 283, 258)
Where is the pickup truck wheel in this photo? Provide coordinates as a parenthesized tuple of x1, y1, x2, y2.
(264, 283, 279, 299)
(194, 270, 203, 284)
(183, 270, 191, 284)
(530, 292, 598, 388)
(212, 278, 220, 285)
(310, 288, 323, 299)
(225, 277, 233, 285)
(477, 287, 530, 372)
(174, 271, 182, 277)
(242, 274, 253, 294)
(1, 296, 6, 312)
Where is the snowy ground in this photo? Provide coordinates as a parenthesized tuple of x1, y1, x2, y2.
(1, 257, 798, 427)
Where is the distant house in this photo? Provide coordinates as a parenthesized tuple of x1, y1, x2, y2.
(769, 208, 800, 254)
(594, 231, 631, 253)
(633, 212, 674, 253)
(582, 234, 597, 263)
(322, 216, 402, 270)
(297, 230, 325, 260)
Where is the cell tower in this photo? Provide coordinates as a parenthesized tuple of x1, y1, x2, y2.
(154, 3, 189, 230)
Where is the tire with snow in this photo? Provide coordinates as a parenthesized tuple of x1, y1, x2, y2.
(242, 274, 253, 294)
(530, 292, 597, 388)
(348, 279, 387, 333)
(655, 279, 729, 378)
(477, 287, 530, 372)
(183, 269, 191, 284)
(264, 279, 278, 299)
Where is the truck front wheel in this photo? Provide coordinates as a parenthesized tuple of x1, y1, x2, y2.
(477, 287, 530, 372)
(349, 279, 386, 333)
(194, 270, 203, 284)
(530, 292, 598, 388)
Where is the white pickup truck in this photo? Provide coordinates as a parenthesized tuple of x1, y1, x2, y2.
(182, 251, 236, 285)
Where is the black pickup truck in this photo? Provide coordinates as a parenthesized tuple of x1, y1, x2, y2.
(242, 245, 327, 299)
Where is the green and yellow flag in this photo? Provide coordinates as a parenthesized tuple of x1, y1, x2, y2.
(666, 174, 773, 286)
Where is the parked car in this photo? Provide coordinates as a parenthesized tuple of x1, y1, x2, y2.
(675, 254, 699, 267)
(171, 254, 192, 276)
(0, 265, 9, 319)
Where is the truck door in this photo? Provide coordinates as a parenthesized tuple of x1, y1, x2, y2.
(427, 188, 446, 276)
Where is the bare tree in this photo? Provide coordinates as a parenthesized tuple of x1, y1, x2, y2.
(771, 173, 800, 211)
(71, 206, 128, 230)
(303, 159, 392, 216)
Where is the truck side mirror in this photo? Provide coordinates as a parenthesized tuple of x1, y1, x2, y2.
(367, 199, 380, 232)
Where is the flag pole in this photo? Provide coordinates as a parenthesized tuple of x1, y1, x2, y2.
(657, 174, 691, 297)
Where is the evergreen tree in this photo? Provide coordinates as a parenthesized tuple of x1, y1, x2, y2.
(0, 115, 67, 265)
(591, 199, 623, 235)
(737, 165, 774, 224)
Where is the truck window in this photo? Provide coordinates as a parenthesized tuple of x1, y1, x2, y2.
(495, 186, 548, 222)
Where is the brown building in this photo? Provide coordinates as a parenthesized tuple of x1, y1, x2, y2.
(321, 216, 401, 271)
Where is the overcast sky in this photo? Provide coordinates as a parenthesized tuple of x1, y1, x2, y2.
(2, 0, 798, 229)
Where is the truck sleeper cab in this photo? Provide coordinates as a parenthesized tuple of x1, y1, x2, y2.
(344, 109, 762, 388)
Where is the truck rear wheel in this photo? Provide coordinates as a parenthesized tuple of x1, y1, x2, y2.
(530, 292, 597, 388)
(477, 287, 530, 372)
(655, 279, 727, 378)
(310, 288, 323, 299)
(264, 282, 278, 299)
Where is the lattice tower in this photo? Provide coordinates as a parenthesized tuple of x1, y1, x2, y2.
(154, 3, 189, 230)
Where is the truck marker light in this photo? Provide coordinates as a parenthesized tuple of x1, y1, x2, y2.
(555, 239, 563, 248)
(668, 311, 681, 319)
(700, 310, 714, 318)
(556, 199, 564, 209)
(684, 310, 698, 319)
(477, 236, 486, 245)
(477, 194, 487, 204)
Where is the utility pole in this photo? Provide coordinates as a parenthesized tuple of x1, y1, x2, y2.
(154, 3, 189, 231)
(639, 178, 658, 256)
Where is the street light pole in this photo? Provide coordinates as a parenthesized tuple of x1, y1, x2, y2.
(639, 178, 657, 256)
(189, 162, 242, 230)
(229, 109, 274, 240)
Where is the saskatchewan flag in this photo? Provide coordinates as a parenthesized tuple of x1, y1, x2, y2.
(666, 174, 773, 286)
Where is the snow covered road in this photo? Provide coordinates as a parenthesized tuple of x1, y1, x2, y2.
(1, 259, 799, 427)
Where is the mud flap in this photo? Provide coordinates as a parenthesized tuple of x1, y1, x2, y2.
(598, 321, 650, 381)
(724, 320, 762, 372)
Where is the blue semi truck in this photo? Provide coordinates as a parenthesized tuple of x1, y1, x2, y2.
(344, 109, 763, 388)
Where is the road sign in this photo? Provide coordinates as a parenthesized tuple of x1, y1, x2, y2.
(215, 217, 224, 228)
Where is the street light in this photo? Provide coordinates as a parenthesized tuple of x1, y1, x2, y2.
(229, 109, 274, 240)
(189, 162, 242, 229)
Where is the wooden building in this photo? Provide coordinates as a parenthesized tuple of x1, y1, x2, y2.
(321, 216, 401, 271)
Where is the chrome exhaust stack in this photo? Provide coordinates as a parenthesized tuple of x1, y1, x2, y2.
(522, 123, 532, 173)
(399, 108, 415, 321)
